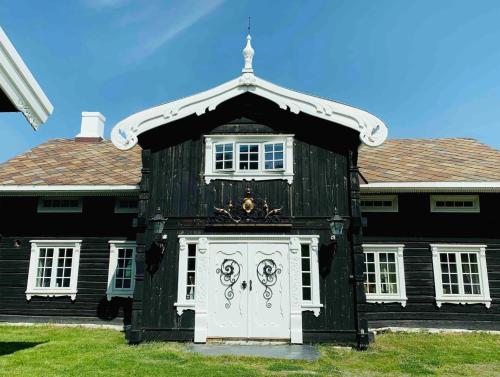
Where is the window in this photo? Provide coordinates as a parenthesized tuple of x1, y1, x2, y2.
(431, 244, 491, 308)
(175, 239, 198, 315)
(299, 239, 322, 316)
(264, 142, 284, 170)
(362, 244, 407, 306)
(107, 241, 136, 300)
(360, 195, 398, 212)
(214, 142, 234, 171)
(115, 197, 139, 213)
(26, 240, 82, 300)
(204, 135, 294, 184)
(37, 197, 82, 213)
(430, 195, 480, 213)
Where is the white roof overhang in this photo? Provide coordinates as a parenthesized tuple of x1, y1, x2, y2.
(360, 181, 500, 193)
(0, 27, 54, 129)
(110, 72, 388, 150)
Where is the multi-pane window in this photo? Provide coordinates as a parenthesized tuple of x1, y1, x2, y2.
(34, 247, 73, 288)
(264, 143, 284, 170)
(115, 198, 139, 213)
(430, 195, 480, 213)
(362, 245, 407, 306)
(38, 197, 82, 213)
(360, 195, 398, 212)
(26, 241, 82, 300)
(431, 245, 491, 308)
(214, 143, 234, 170)
(204, 135, 294, 183)
(107, 242, 136, 300)
(238, 144, 259, 170)
(114, 248, 134, 289)
(301, 244, 312, 301)
(186, 244, 196, 300)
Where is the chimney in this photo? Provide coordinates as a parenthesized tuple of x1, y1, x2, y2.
(75, 112, 105, 142)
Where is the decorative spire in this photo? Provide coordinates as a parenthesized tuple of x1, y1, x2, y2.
(242, 33, 254, 73)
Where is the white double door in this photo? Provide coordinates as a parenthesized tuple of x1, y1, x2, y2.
(208, 242, 290, 340)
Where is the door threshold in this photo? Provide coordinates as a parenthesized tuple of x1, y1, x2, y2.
(207, 338, 290, 345)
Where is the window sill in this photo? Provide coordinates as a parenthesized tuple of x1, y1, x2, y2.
(205, 173, 294, 184)
(25, 290, 77, 301)
(366, 296, 408, 307)
(174, 302, 195, 316)
(106, 292, 134, 301)
(436, 297, 491, 308)
(301, 303, 323, 317)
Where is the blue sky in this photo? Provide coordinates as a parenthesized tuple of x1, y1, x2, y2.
(1, 0, 500, 162)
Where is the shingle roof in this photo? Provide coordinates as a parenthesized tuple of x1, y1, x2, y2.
(0, 137, 498, 186)
(0, 139, 141, 185)
(359, 138, 500, 183)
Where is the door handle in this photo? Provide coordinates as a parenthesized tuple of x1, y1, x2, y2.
(241, 281, 247, 290)
(249, 280, 252, 291)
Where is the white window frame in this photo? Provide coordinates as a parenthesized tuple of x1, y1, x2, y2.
(26, 240, 82, 300)
(362, 244, 407, 306)
(360, 195, 398, 212)
(431, 244, 491, 308)
(37, 197, 82, 213)
(213, 141, 236, 172)
(204, 134, 294, 184)
(430, 195, 480, 213)
(300, 238, 322, 316)
(114, 197, 139, 213)
(106, 241, 136, 300)
(174, 238, 197, 315)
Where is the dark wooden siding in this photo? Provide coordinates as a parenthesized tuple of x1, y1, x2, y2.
(132, 93, 364, 343)
(362, 193, 500, 330)
(0, 196, 136, 324)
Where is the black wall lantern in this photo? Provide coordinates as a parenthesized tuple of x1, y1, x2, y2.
(328, 208, 345, 241)
(150, 207, 167, 251)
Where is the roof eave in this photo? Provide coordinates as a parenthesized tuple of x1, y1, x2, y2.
(360, 181, 500, 193)
(0, 27, 54, 129)
(0, 185, 139, 196)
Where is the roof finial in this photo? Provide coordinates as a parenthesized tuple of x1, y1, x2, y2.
(242, 18, 254, 74)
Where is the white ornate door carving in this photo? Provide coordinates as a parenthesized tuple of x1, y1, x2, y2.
(208, 243, 248, 338)
(207, 241, 290, 340)
(248, 243, 290, 339)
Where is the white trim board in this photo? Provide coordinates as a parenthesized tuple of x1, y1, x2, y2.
(0, 27, 53, 129)
(360, 182, 500, 193)
(110, 72, 388, 150)
(0, 185, 139, 196)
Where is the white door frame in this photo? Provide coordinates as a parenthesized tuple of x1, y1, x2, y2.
(176, 234, 321, 344)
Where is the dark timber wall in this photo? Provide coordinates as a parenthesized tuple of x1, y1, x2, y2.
(0, 196, 136, 325)
(362, 193, 500, 330)
(130, 93, 368, 345)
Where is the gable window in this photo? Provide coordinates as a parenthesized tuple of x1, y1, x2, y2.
(431, 244, 491, 308)
(115, 197, 139, 213)
(204, 135, 294, 184)
(362, 244, 407, 306)
(214, 142, 234, 171)
(430, 195, 480, 213)
(360, 195, 398, 212)
(107, 241, 136, 300)
(238, 144, 259, 170)
(264, 142, 284, 170)
(37, 197, 82, 213)
(26, 240, 82, 300)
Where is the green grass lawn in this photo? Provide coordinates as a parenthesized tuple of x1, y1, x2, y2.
(0, 325, 499, 377)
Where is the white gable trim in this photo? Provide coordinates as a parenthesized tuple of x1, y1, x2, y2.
(110, 72, 388, 150)
(0, 27, 53, 129)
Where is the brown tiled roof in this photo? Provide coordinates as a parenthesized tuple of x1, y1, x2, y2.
(0, 139, 141, 185)
(359, 138, 500, 183)
(0, 137, 498, 186)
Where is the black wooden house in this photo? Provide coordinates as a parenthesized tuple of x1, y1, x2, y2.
(0, 35, 498, 348)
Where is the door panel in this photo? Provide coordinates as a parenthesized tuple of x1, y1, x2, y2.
(248, 243, 290, 339)
(208, 243, 247, 338)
